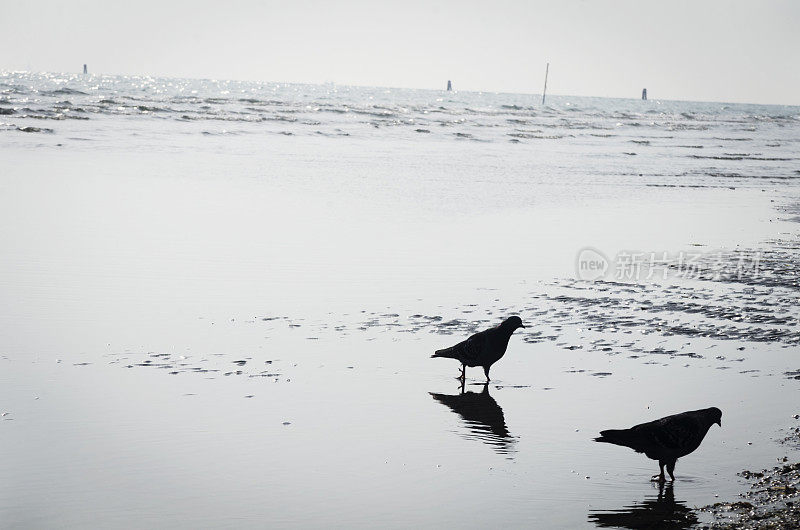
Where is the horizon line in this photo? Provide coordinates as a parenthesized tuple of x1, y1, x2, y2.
(4, 68, 800, 109)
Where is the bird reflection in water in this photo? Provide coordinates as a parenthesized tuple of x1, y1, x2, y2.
(429, 382, 516, 456)
(588, 482, 699, 529)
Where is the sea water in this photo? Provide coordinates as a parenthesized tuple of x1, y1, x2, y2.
(1, 71, 799, 528)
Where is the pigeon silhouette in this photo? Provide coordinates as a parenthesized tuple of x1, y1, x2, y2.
(431, 316, 525, 381)
(594, 407, 722, 482)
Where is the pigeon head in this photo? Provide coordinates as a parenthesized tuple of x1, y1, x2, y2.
(706, 407, 722, 427)
(503, 316, 525, 330)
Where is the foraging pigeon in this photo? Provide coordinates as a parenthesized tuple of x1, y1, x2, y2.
(431, 316, 525, 381)
(594, 407, 722, 482)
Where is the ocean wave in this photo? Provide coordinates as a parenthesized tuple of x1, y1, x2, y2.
(668, 123, 709, 131)
(691, 154, 794, 161)
(17, 108, 67, 120)
(318, 107, 348, 114)
(354, 109, 398, 118)
(314, 129, 350, 137)
(0, 83, 28, 95)
(264, 115, 297, 123)
(17, 126, 54, 133)
(706, 172, 800, 180)
(136, 105, 168, 112)
(690, 155, 745, 160)
(201, 130, 243, 136)
(563, 121, 613, 130)
(2, 72, 798, 150)
(507, 132, 564, 140)
(41, 88, 88, 96)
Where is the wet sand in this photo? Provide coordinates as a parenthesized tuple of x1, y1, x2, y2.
(2, 224, 798, 527)
(702, 420, 800, 529)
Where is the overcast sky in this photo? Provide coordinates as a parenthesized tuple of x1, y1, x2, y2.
(2, 0, 798, 105)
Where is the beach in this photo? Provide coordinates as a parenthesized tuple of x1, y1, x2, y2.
(1, 72, 799, 528)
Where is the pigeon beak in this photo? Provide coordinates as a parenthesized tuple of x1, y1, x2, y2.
(716, 419, 722, 427)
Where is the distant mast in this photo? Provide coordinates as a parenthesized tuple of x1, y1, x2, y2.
(541, 62, 549, 105)
(642, 88, 647, 100)
(446, 80, 452, 91)
(83, 64, 87, 75)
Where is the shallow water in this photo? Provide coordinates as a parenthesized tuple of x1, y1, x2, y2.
(1, 73, 799, 528)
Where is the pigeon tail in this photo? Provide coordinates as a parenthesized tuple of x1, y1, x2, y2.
(432, 346, 459, 359)
(594, 429, 639, 449)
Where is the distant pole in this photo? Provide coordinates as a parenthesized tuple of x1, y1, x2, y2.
(542, 62, 549, 105)
(642, 88, 647, 100)
(83, 64, 87, 75)
(447, 80, 452, 91)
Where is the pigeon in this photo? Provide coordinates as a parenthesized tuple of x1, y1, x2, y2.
(594, 407, 722, 482)
(431, 316, 525, 381)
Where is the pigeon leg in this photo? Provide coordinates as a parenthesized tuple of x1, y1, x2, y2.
(666, 460, 676, 481)
(483, 365, 491, 382)
(651, 461, 666, 482)
(456, 364, 465, 381)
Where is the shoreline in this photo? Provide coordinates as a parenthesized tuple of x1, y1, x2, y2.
(703, 416, 800, 528)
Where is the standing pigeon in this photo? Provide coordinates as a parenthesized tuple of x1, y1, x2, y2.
(431, 316, 525, 381)
(594, 407, 722, 482)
